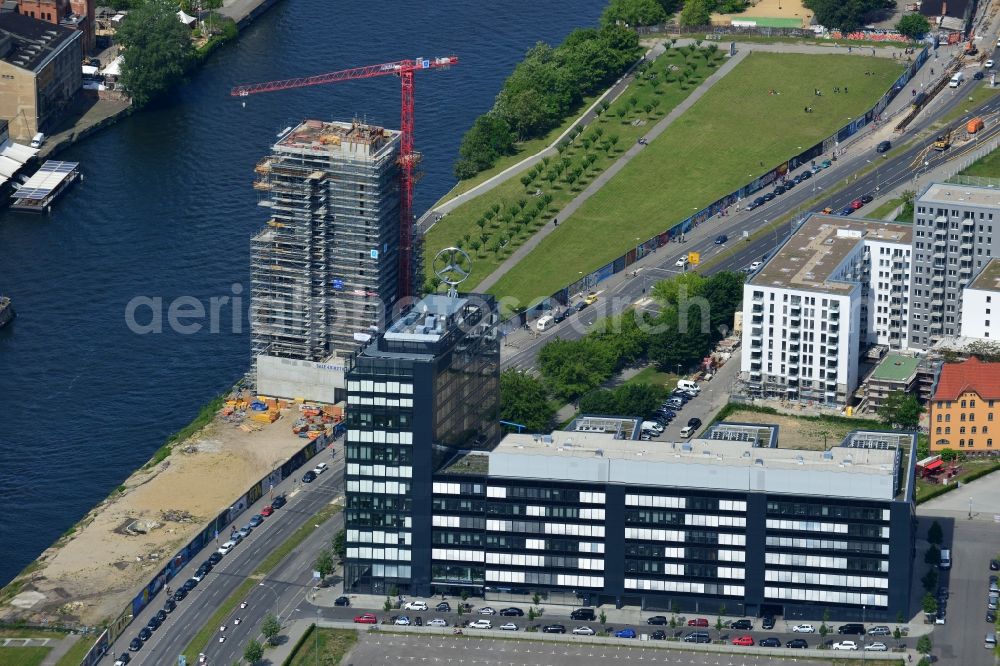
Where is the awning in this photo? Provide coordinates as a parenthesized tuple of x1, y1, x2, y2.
(923, 459, 944, 471)
(102, 55, 122, 77)
(176, 10, 196, 26)
(82, 64, 99, 76)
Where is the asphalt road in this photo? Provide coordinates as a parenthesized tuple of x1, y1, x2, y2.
(111, 454, 344, 665)
(500, 59, 1000, 372)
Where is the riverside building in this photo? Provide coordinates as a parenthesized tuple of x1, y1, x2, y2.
(426, 421, 915, 621)
(250, 120, 402, 402)
(740, 215, 912, 406)
(343, 293, 501, 595)
(909, 183, 1000, 350)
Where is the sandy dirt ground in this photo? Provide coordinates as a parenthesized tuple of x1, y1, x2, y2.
(722, 408, 865, 450)
(716, 0, 814, 27)
(0, 410, 312, 626)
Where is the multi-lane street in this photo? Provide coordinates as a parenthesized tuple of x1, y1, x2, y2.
(108, 453, 344, 665)
(501, 60, 1000, 371)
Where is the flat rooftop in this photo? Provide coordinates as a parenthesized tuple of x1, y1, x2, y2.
(483, 426, 905, 501)
(384, 295, 469, 343)
(749, 214, 911, 294)
(969, 258, 1000, 292)
(871, 353, 921, 383)
(919, 182, 1000, 208)
(275, 120, 399, 160)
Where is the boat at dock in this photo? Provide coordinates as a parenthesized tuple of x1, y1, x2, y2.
(10, 161, 81, 213)
(0, 296, 14, 329)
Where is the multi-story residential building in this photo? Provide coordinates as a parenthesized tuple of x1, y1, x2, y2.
(865, 353, 921, 412)
(250, 120, 403, 401)
(0, 12, 81, 141)
(343, 292, 501, 596)
(961, 258, 1000, 340)
(909, 183, 1000, 350)
(429, 421, 915, 621)
(929, 356, 1000, 452)
(741, 214, 911, 406)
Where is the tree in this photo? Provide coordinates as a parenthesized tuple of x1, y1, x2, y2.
(916, 634, 933, 657)
(714, 614, 725, 638)
(528, 607, 537, 620)
(927, 520, 943, 545)
(116, 0, 195, 107)
(921, 592, 938, 615)
(500, 369, 556, 432)
(803, 0, 885, 32)
(921, 568, 938, 592)
(679, 0, 711, 27)
(454, 113, 517, 179)
(261, 612, 281, 646)
(383, 597, 393, 612)
(314, 548, 334, 580)
(532, 592, 542, 605)
(599, 610, 607, 624)
(332, 528, 347, 559)
(924, 545, 941, 566)
(878, 391, 923, 429)
(602, 0, 668, 27)
(896, 12, 930, 39)
(243, 639, 264, 665)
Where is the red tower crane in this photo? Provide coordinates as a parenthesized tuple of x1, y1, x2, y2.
(231, 55, 459, 298)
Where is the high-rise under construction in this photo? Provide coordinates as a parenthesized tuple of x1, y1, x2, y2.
(250, 120, 401, 369)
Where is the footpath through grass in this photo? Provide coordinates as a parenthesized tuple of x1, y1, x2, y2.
(54, 637, 93, 666)
(488, 52, 904, 304)
(182, 501, 342, 663)
(285, 626, 358, 665)
(422, 45, 727, 291)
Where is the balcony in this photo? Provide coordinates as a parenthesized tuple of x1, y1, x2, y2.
(751, 315, 763, 325)
(959, 264, 973, 275)
(962, 217, 975, 227)
(751, 326, 763, 338)
(789, 317, 801, 328)
(829, 323, 840, 334)
(933, 226, 947, 237)
(752, 304, 763, 314)
(933, 249, 947, 261)
(933, 237, 947, 247)
(752, 293, 764, 303)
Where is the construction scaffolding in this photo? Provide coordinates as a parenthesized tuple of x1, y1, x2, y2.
(250, 120, 401, 364)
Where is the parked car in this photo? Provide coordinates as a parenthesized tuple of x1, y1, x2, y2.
(761, 616, 775, 630)
(302, 470, 317, 483)
(260, 505, 275, 517)
(138, 628, 152, 642)
(570, 608, 596, 621)
(868, 625, 891, 636)
(988, 611, 997, 623)
(732, 635, 754, 646)
(687, 618, 709, 627)
(840, 206, 854, 216)
(646, 615, 667, 625)
(146, 615, 162, 631)
(163, 598, 176, 614)
(172, 588, 188, 602)
(129, 638, 143, 652)
(499, 622, 518, 631)
(758, 637, 781, 648)
(615, 628, 637, 639)
(208, 552, 223, 565)
(478, 606, 497, 615)
(876, 140, 892, 153)
(542, 624, 566, 634)
(469, 619, 493, 630)
(687, 417, 703, 429)
(837, 623, 865, 635)
(786, 638, 809, 648)
(313, 462, 328, 474)
(394, 616, 411, 626)
(436, 601, 451, 612)
(650, 630, 666, 640)
(354, 613, 378, 624)
(270, 495, 287, 509)
(181, 578, 198, 592)
(114, 654, 131, 666)
(683, 632, 711, 643)
(217, 540, 237, 556)
(991, 559, 1000, 571)
(404, 601, 428, 611)
(975, 70, 986, 80)
(792, 623, 815, 633)
(679, 425, 696, 438)
(237, 526, 252, 539)
(248, 514, 264, 527)
(832, 641, 859, 650)
(427, 618, 448, 627)
(730, 619, 752, 630)
(749, 261, 763, 272)
(573, 626, 596, 635)
(334, 596, 350, 607)
(850, 198, 864, 210)
(865, 642, 889, 651)
(499, 607, 523, 616)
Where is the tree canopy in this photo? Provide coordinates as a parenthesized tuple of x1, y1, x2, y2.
(500, 369, 557, 432)
(116, 0, 195, 107)
(679, 0, 712, 27)
(877, 391, 923, 429)
(579, 383, 668, 417)
(896, 13, 930, 39)
(803, 0, 889, 32)
(601, 0, 668, 27)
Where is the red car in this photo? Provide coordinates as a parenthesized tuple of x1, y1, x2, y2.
(687, 617, 709, 627)
(850, 198, 864, 210)
(354, 613, 378, 624)
(260, 505, 274, 517)
(732, 635, 755, 646)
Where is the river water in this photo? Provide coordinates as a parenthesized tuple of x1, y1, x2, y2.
(0, 0, 605, 587)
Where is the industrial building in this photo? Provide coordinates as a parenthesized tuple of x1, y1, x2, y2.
(740, 215, 912, 406)
(424, 421, 915, 622)
(929, 356, 1000, 452)
(0, 12, 81, 141)
(16, 0, 94, 52)
(250, 120, 402, 401)
(343, 292, 501, 595)
(909, 183, 1000, 350)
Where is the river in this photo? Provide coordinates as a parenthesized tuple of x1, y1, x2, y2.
(0, 0, 606, 587)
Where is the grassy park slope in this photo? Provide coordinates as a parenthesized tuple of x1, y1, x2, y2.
(488, 52, 904, 304)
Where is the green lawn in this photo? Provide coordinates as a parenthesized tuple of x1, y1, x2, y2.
(869, 197, 903, 219)
(623, 366, 679, 390)
(422, 45, 728, 292)
(286, 627, 358, 665)
(0, 646, 51, 666)
(53, 638, 93, 666)
(488, 53, 904, 304)
(961, 142, 1000, 178)
(434, 92, 601, 207)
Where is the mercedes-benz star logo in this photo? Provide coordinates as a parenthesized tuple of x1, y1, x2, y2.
(433, 247, 472, 286)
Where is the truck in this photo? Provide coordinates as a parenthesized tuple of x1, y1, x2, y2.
(933, 129, 952, 151)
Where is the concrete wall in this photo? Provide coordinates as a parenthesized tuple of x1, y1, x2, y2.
(960, 286, 998, 340)
(255, 354, 345, 403)
(0, 59, 38, 140)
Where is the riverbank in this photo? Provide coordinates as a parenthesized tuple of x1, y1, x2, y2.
(0, 399, 313, 627)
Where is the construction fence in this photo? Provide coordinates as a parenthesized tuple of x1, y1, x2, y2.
(499, 46, 929, 333)
(78, 432, 333, 666)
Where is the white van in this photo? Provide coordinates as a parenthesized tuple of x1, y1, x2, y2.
(536, 315, 554, 332)
(679, 425, 695, 438)
(642, 420, 664, 434)
(949, 72, 964, 88)
(677, 380, 700, 393)
(30, 132, 45, 148)
(940, 548, 952, 570)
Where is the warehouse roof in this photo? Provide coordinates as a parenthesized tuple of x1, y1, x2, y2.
(933, 357, 1000, 401)
(0, 12, 79, 73)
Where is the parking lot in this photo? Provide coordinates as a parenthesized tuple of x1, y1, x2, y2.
(347, 633, 838, 666)
(643, 350, 741, 442)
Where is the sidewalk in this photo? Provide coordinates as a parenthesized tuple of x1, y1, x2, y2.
(477, 49, 750, 293)
(39, 634, 80, 666)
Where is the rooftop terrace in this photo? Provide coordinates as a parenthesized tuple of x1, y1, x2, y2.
(871, 353, 921, 383)
(749, 214, 911, 294)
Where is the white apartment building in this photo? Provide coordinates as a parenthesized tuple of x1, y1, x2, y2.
(741, 215, 912, 406)
(961, 258, 1000, 340)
